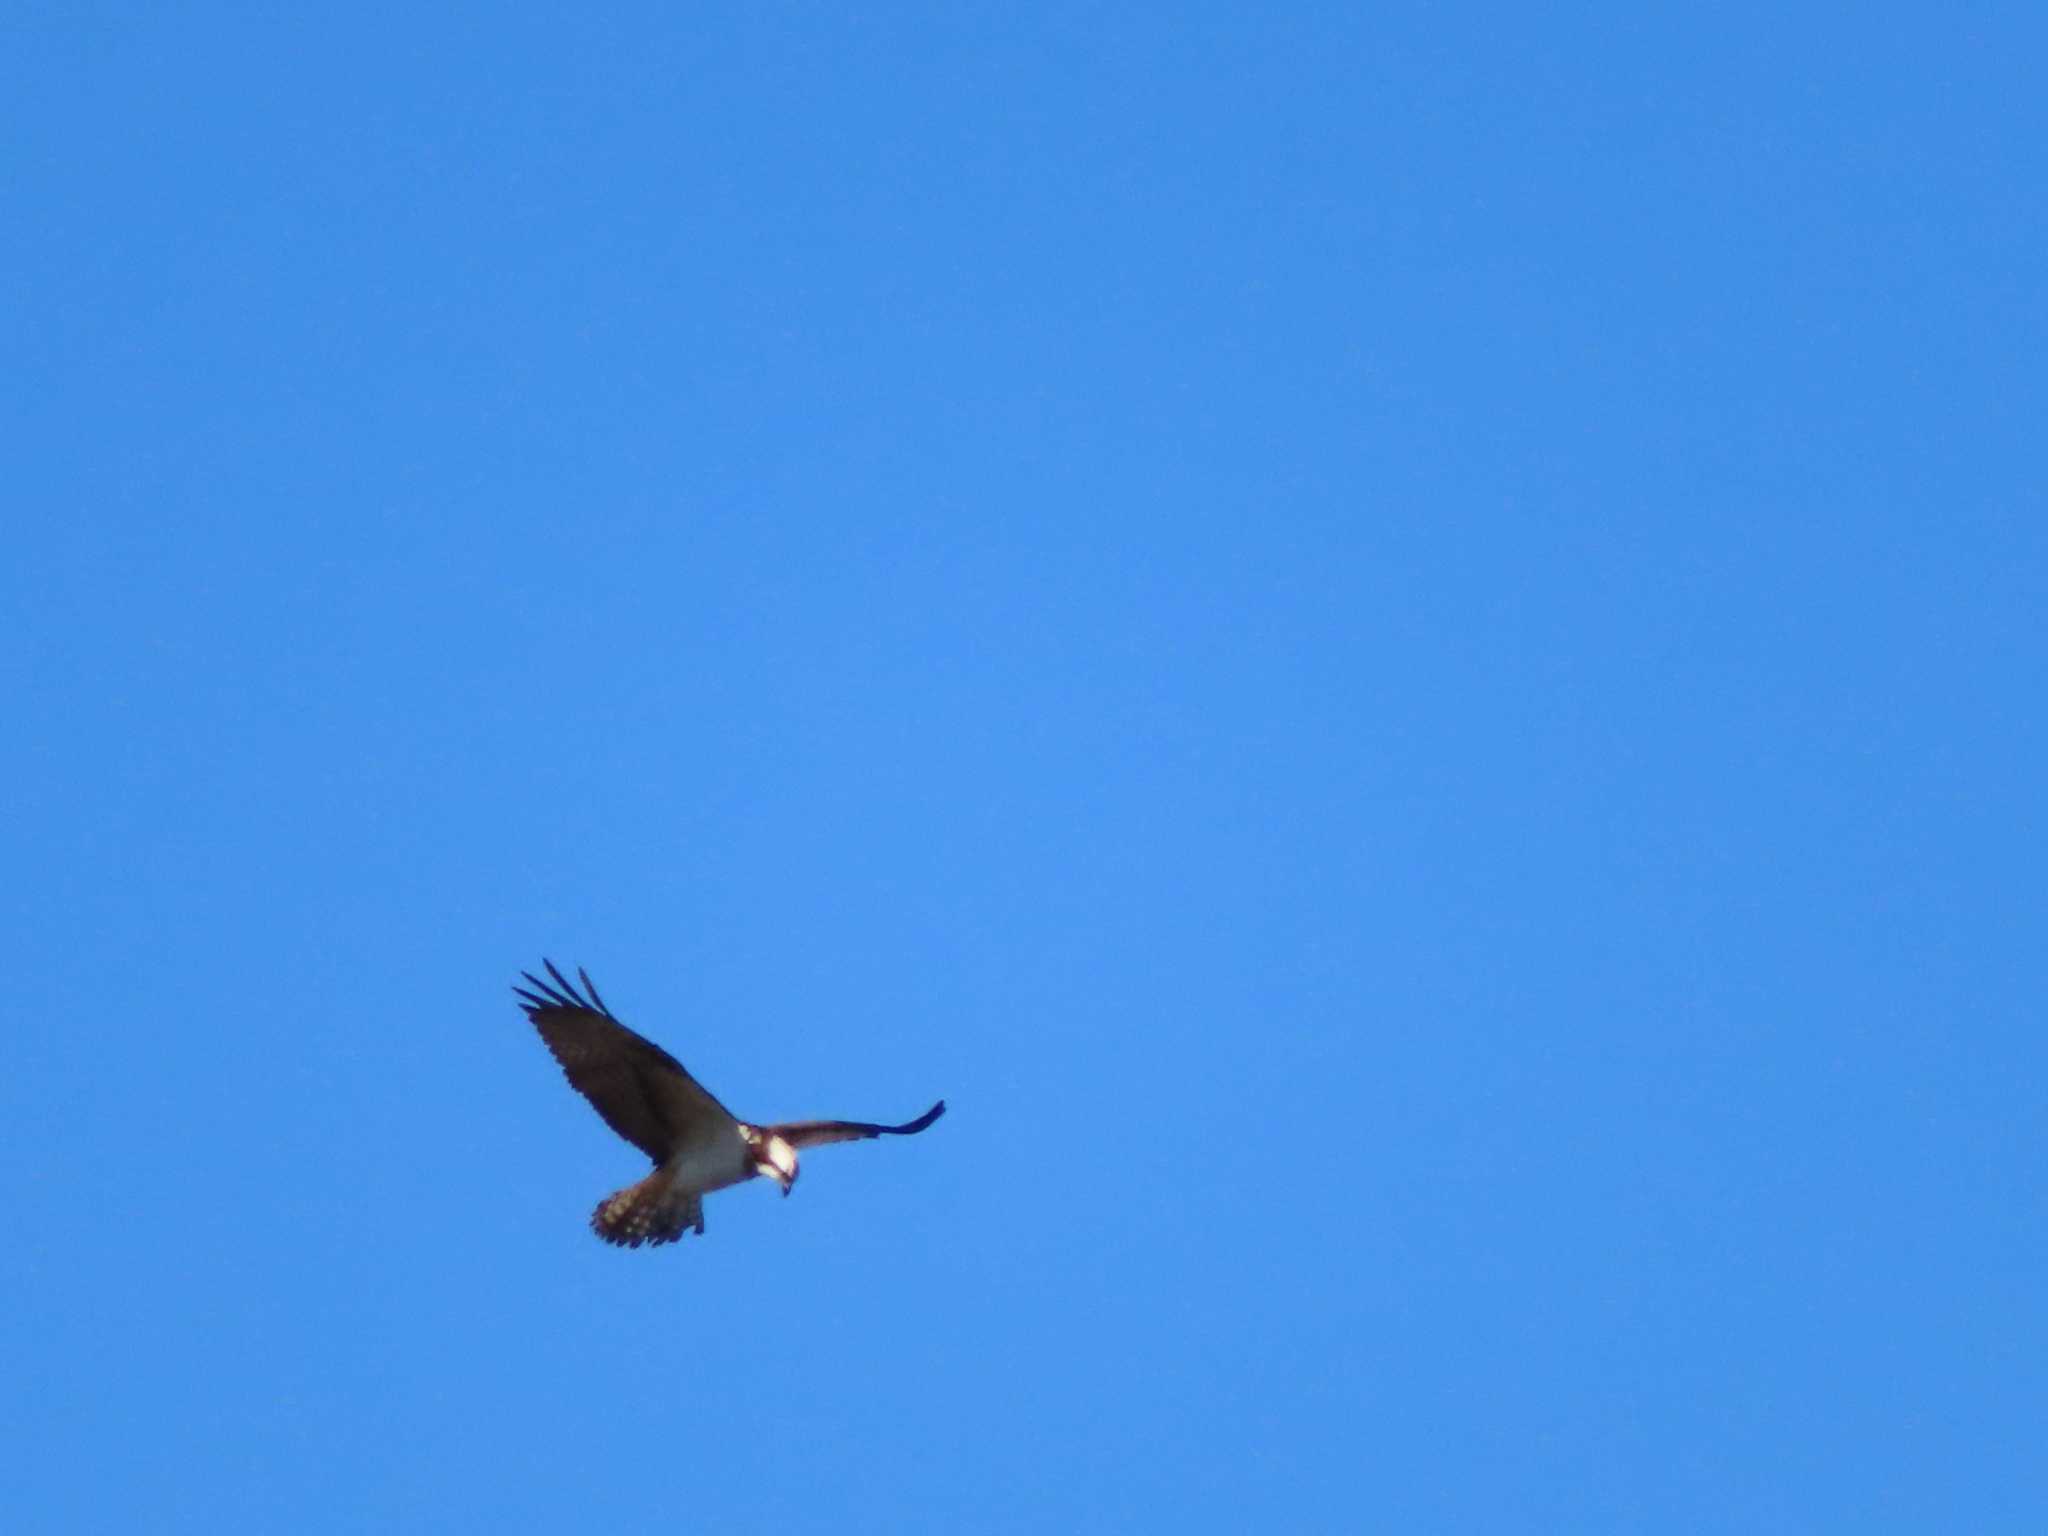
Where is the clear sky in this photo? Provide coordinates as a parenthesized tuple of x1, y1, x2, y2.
(4, 4, 2043, 1531)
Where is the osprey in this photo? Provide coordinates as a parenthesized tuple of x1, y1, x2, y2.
(514, 961, 945, 1247)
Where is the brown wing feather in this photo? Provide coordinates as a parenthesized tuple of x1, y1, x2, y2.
(514, 961, 739, 1163)
(770, 1099, 947, 1151)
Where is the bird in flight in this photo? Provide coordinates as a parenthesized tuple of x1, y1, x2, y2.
(514, 961, 945, 1247)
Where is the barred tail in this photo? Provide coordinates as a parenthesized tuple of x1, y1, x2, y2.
(590, 1172, 704, 1247)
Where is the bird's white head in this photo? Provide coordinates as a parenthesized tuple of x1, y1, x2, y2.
(755, 1132, 800, 1196)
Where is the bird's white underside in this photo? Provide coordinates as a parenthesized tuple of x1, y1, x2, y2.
(659, 1122, 755, 1196)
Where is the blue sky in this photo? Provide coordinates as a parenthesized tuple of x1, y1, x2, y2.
(4, 4, 2043, 1530)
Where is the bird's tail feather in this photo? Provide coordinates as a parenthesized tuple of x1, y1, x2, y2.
(590, 1172, 703, 1247)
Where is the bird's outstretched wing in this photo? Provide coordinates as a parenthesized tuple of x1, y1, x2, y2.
(514, 960, 739, 1164)
(769, 1100, 947, 1151)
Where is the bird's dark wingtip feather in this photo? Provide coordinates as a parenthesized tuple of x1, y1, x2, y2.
(893, 1099, 946, 1135)
(542, 958, 590, 1010)
(515, 962, 605, 1017)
